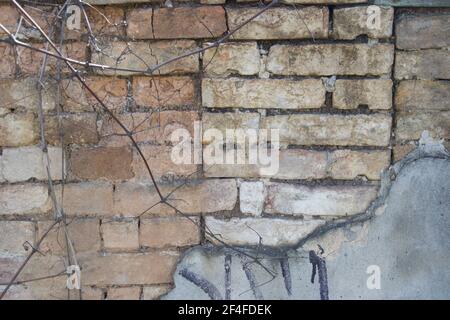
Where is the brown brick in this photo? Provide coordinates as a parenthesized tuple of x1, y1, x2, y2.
(202, 78, 325, 109)
(107, 287, 141, 300)
(261, 114, 392, 146)
(88, 6, 125, 37)
(80, 252, 179, 285)
(0, 43, 15, 79)
(0, 5, 18, 36)
(153, 7, 227, 39)
(0, 113, 38, 147)
(101, 219, 139, 250)
(92, 41, 199, 76)
(133, 76, 195, 108)
(140, 217, 200, 248)
(395, 80, 450, 111)
(395, 49, 450, 80)
(61, 77, 127, 113)
(267, 44, 394, 76)
(0, 221, 35, 256)
(57, 182, 114, 216)
(70, 146, 133, 180)
(100, 111, 199, 147)
(333, 79, 392, 110)
(0, 184, 50, 215)
(227, 7, 328, 40)
(38, 218, 101, 255)
(132, 145, 198, 183)
(395, 112, 450, 142)
(45, 113, 99, 145)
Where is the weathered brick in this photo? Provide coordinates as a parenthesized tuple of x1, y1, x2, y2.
(153, 7, 227, 39)
(0, 113, 37, 147)
(0, 221, 34, 256)
(107, 287, 141, 300)
(395, 50, 450, 80)
(15, 5, 54, 41)
(82, 287, 104, 300)
(87, 6, 125, 37)
(61, 77, 127, 112)
(80, 252, 179, 285)
(140, 217, 200, 248)
(0, 184, 50, 215)
(0, 43, 15, 79)
(265, 183, 378, 216)
(100, 111, 199, 146)
(203, 42, 260, 77)
(0, 78, 56, 115)
(45, 113, 99, 145)
(240, 181, 265, 216)
(0, 5, 18, 37)
(396, 14, 450, 50)
(327, 150, 390, 180)
(142, 285, 172, 300)
(261, 114, 392, 146)
(70, 146, 133, 180)
(133, 76, 195, 108)
(202, 78, 325, 109)
(205, 217, 325, 246)
(333, 79, 392, 110)
(1, 146, 65, 182)
(114, 179, 237, 216)
(101, 219, 139, 250)
(274, 149, 328, 180)
(57, 182, 113, 216)
(267, 44, 394, 76)
(395, 112, 450, 142)
(38, 218, 100, 255)
(126, 8, 152, 40)
(92, 41, 199, 76)
(227, 7, 328, 40)
(202, 112, 260, 145)
(131, 145, 198, 183)
(333, 6, 393, 40)
(393, 143, 416, 162)
(395, 80, 450, 111)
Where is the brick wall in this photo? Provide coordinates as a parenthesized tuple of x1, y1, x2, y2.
(0, 0, 448, 299)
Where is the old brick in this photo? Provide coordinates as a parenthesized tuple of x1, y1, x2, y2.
(396, 80, 450, 111)
(107, 287, 141, 300)
(102, 219, 139, 250)
(0, 221, 34, 256)
(0, 5, 18, 36)
(0, 78, 56, 115)
(1, 146, 65, 182)
(58, 182, 113, 216)
(142, 285, 172, 300)
(140, 217, 200, 248)
(153, 7, 227, 39)
(395, 50, 450, 80)
(274, 149, 328, 179)
(202, 78, 325, 109)
(227, 7, 328, 40)
(393, 143, 416, 162)
(45, 113, 99, 145)
(114, 179, 237, 216)
(82, 287, 104, 300)
(265, 183, 378, 216)
(61, 77, 127, 112)
(80, 252, 179, 285)
(333, 79, 392, 110)
(240, 181, 265, 216)
(0, 43, 15, 79)
(132, 145, 198, 183)
(0, 184, 50, 215)
(267, 44, 394, 76)
(126, 8, 152, 40)
(203, 42, 260, 77)
(87, 6, 125, 37)
(0, 113, 37, 147)
(133, 76, 195, 108)
(396, 112, 450, 142)
(333, 6, 393, 39)
(396, 14, 450, 50)
(70, 146, 133, 180)
(38, 218, 100, 255)
(100, 111, 199, 147)
(205, 217, 325, 246)
(16, 5, 54, 41)
(92, 41, 199, 76)
(328, 150, 390, 180)
(261, 114, 392, 146)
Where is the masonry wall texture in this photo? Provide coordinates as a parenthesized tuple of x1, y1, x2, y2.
(0, 0, 449, 300)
